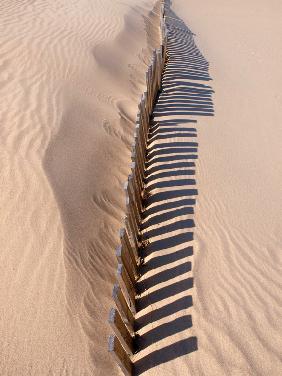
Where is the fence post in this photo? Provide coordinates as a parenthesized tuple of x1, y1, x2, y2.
(117, 263, 136, 314)
(108, 335, 133, 376)
(112, 283, 135, 333)
(108, 308, 135, 355)
(119, 227, 139, 265)
(108, 4, 169, 375)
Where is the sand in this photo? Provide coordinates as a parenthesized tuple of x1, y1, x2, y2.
(0, 0, 159, 374)
(0, 0, 281, 375)
(172, 0, 282, 375)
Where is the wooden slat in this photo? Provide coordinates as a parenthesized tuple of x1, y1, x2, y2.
(124, 213, 139, 254)
(108, 308, 135, 355)
(151, 51, 157, 102)
(116, 245, 136, 287)
(145, 71, 151, 114)
(131, 152, 143, 186)
(125, 178, 142, 226)
(133, 129, 146, 171)
(120, 227, 139, 263)
(138, 97, 149, 147)
(147, 65, 153, 113)
(112, 283, 135, 333)
(133, 126, 146, 169)
(131, 161, 143, 202)
(133, 161, 145, 206)
(108, 335, 133, 376)
(135, 123, 147, 166)
(128, 174, 143, 219)
(156, 48, 162, 89)
(143, 91, 150, 126)
(117, 263, 136, 313)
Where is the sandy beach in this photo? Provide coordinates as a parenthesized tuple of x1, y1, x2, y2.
(0, 0, 281, 375)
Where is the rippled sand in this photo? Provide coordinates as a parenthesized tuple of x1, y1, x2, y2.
(0, 0, 158, 374)
(172, 0, 282, 375)
(0, 0, 281, 375)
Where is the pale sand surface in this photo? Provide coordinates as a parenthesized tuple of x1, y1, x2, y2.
(0, 0, 281, 375)
(169, 0, 282, 375)
(0, 0, 158, 374)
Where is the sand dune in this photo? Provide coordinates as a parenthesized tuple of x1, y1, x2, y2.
(0, 0, 281, 375)
(172, 1, 282, 375)
(0, 0, 159, 374)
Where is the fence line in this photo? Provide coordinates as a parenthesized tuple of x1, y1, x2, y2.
(108, 1, 168, 374)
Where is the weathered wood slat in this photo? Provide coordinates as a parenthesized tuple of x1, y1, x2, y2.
(143, 91, 150, 127)
(145, 71, 151, 114)
(128, 174, 143, 220)
(124, 180, 139, 223)
(156, 49, 162, 89)
(125, 193, 140, 243)
(119, 227, 139, 264)
(124, 214, 139, 255)
(138, 97, 149, 147)
(108, 335, 133, 376)
(147, 65, 153, 113)
(117, 263, 136, 313)
(132, 160, 142, 194)
(108, 308, 135, 355)
(112, 283, 135, 333)
(130, 162, 143, 206)
(133, 127, 146, 169)
(116, 245, 136, 287)
(134, 124, 146, 169)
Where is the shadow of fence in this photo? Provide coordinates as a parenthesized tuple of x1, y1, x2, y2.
(108, 0, 214, 374)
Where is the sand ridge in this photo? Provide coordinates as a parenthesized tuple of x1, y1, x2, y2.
(0, 0, 160, 374)
(0, 0, 281, 374)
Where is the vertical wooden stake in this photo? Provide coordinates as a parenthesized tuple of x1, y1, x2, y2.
(108, 335, 133, 376)
(119, 227, 139, 264)
(112, 283, 135, 333)
(116, 245, 136, 287)
(117, 263, 136, 314)
(108, 308, 135, 355)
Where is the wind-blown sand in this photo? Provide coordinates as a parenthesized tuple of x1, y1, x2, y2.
(0, 0, 281, 375)
(0, 0, 159, 374)
(173, 0, 282, 375)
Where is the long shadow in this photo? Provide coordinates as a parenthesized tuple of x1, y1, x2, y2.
(136, 315, 193, 350)
(147, 178, 196, 191)
(145, 161, 196, 175)
(148, 232, 194, 252)
(137, 278, 194, 308)
(147, 147, 198, 160)
(143, 246, 193, 270)
(146, 189, 198, 205)
(143, 219, 195, 239)
(145, 169, 195, 184)
(149, 127, 197, 133)
(143, 198, 196, 218)
(134, 338, 198, 374)
(148, 141, 198, 151)
(146, 153, 198, 165)
(142, 206, 194, 228)
(137, 262, 192, 294)
(134, 3, 214, 374)
(135, 295, 193, 329)
(148, 132, 197, 142)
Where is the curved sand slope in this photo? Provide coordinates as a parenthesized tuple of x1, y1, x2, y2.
(0, 0, 159, 374)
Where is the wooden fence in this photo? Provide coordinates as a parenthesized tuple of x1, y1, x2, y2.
(108, 1, 168, 375)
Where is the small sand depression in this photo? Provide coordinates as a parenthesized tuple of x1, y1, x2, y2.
(0, 0, 281, 375)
